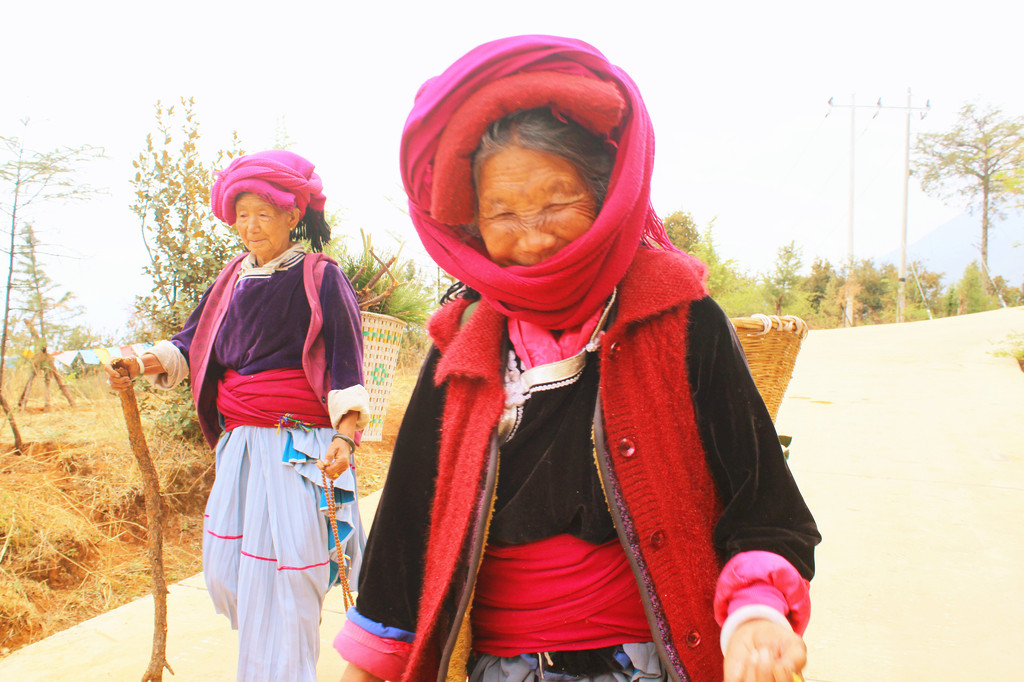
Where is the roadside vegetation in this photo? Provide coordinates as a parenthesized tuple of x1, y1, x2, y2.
(996, 332, 1024, 373)
(663, 210, 1022, 328)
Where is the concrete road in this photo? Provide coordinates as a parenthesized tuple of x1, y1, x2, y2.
(1, 307, 1021, 681)
(777, 307, 1024, 681)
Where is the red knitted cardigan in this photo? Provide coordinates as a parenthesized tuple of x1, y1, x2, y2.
(405, 248, 724, 682)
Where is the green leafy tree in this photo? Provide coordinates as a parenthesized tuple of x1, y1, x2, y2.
(60, 324, 113, 351)
(272, 116, 296, 151)
(663, 213, 760, 316)
(946, 261, 1000, 315)
(8, 225, 86, 411)
(822, 276, 849, 327)
(10, 224, 84, 353)
(5, 222, 108, 406)
(131, 98, 242, 442)
(996, 142, 1024, 212)
(801, 257, 837, 316)
(695, 228, 761, 315)
(662, 210, 701, 253)
(914, 103, 1024, 289)
(133, 98, 242, 340)
(851, 259, 898, 325)
(797, 257, 953, 326)
(792, 258, 858, 329)
(0, 120, 103, 448)
(990, 276, 1023, 307)
(903, 261, 946, 321)
(762, 241, 804, 315)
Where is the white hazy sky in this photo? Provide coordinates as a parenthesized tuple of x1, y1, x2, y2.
(2, 0, 1023, 338)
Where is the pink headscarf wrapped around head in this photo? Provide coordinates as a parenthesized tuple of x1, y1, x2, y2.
(210, 149, 326, 226)
(401, 35, 675, 329)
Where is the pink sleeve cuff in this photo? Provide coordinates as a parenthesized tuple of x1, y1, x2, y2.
(714, 550, 811, 635)
(334, 618, 412, 681)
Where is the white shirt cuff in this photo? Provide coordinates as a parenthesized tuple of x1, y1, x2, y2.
(329, 385, 371, 430)
(143, 340, 189, 389)
(719, 604, 792, 655)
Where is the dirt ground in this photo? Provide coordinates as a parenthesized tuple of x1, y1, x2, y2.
(352, 370, 417, 496)
(0, 367, 415, 659)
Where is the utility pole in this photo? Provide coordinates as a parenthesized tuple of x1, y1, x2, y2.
(847, 94, 855, 328)
(827, 94, 882, 327)
(896, 89, 930, 323)
(828, 91, 928, 325)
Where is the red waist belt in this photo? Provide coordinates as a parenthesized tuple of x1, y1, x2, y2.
(217, 367, 331, 432)
(471, 534, 650, 656)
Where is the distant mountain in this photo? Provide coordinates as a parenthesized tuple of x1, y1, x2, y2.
(880, 209, 1024, 285)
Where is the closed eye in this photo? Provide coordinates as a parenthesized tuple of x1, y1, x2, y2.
(482, 212, 517, 222)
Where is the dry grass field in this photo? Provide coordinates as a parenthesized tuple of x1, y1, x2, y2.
(0, 363, 417, 659)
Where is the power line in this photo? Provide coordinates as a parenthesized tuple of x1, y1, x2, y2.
(826, 91, 930, 325)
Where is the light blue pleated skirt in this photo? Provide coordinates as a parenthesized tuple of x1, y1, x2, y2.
(202, 425, 365, 682)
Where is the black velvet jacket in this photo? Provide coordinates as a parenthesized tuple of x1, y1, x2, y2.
(355, 296, 820, 636)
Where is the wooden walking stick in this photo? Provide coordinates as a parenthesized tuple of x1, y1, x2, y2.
(111, 358, 174, 681)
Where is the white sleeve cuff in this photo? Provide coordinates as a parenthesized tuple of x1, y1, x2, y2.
(719, 604, 792, 655)
(143, 340, 189, 390)
(329, 385, 371, 430)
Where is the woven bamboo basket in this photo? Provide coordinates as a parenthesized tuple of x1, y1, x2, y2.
(359, 312, 407, 441)
(729, 314, 808, 423)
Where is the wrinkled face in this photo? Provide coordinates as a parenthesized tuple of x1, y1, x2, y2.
(234, 193, 301, 265)
(475, 145, 598, 268)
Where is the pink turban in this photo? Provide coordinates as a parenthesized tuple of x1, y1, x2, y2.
(210, 150, 326, 226)
(400, 35, 676, 329)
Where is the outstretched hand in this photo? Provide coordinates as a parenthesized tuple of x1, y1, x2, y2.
(723, 619, 807, 682)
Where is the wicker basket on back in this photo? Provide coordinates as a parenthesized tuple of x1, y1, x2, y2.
(729, 314, 808, 423)
(360, 312, 407, 441)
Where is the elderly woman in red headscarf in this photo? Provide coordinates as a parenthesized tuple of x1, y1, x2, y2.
(334, 37, 819, 682)
(105, 150, 368, 681)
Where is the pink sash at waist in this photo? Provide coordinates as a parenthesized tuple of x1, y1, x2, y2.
(471, 534, 650, 656)
(217, 368, 331, 432)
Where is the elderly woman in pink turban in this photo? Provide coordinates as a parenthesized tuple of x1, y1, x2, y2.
(333, 36, 819, 682)
(106, 149, 369, 681)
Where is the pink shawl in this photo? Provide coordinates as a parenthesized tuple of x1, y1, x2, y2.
(400, 35, 674, 329)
